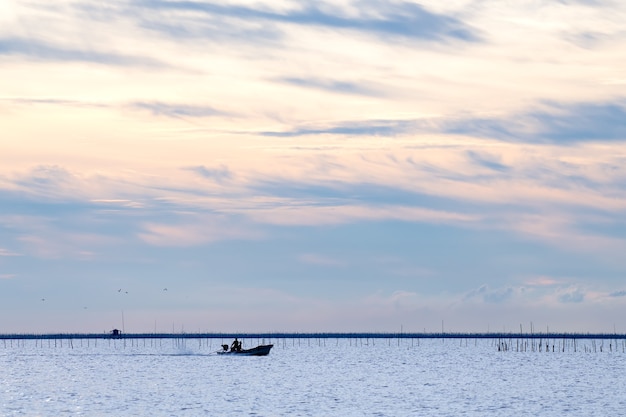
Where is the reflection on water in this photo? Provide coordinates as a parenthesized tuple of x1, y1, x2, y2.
(1, 338, 625, 416)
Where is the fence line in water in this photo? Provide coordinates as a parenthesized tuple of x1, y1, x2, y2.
(496, 336, 626, 353)
(2, 332, 626, 353)
(2, 331, 626, 340)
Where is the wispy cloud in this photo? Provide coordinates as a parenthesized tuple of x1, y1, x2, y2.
(12, 165, 79, 199)
(465, 150, 510, 172)
(0, 37, 168, 67)
(184, 165, 233, 183)
(522, 101, 626, 142)
(558, 287, 586, 303)
(259, 119, 416, 137)
(131, 102, 227, 118)
(138, 215, 263, 246)
(132, 0, 480, 43)
(524, 276, 563, 287)
(242, 204, 479, 227)
(464, 284, 518, 304)
(461, 281, 602, 308)
(437, 101, 626, 143)
(0, 274, 16, 280)
(257, 100, 626, 142)
(0, 97, 108, 109)
(275, 77, 386, 97)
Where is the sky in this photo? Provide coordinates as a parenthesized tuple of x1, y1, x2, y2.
(1, 0, 626, 334)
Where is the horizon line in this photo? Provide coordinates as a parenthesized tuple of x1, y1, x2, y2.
(2, 331, 626, 340)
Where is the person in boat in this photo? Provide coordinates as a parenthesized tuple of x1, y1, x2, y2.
(230, 338, 242, 352)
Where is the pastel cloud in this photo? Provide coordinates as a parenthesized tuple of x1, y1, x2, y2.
(557, 287, 586, 303)
(0, 274, 16, 280)
(0, 244, 21, 256)
(256, 101, 626, 142)
(138, 217, 263, 247)
(1, 0, 626, 332)
(0, 37, 167, 67)
(131, 102, 227, 118)
(131, 0, 480, 42)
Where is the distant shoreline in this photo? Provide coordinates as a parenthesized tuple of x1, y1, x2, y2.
(1, 332, 625, 340)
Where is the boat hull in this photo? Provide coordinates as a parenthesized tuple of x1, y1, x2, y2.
(217, 344, 273, 356)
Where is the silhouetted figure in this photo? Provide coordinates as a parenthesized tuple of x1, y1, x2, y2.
(230, 338, 242, 352)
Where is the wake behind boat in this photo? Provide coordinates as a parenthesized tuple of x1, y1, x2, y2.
(217, 344, 273, 356)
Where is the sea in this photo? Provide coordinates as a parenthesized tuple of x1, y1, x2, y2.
(1, 336, 625, 416)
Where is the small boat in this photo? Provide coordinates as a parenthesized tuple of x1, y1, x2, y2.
(217, 344, 273, 356)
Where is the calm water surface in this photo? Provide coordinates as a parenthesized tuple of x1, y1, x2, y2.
(1, 338, 624, 416)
